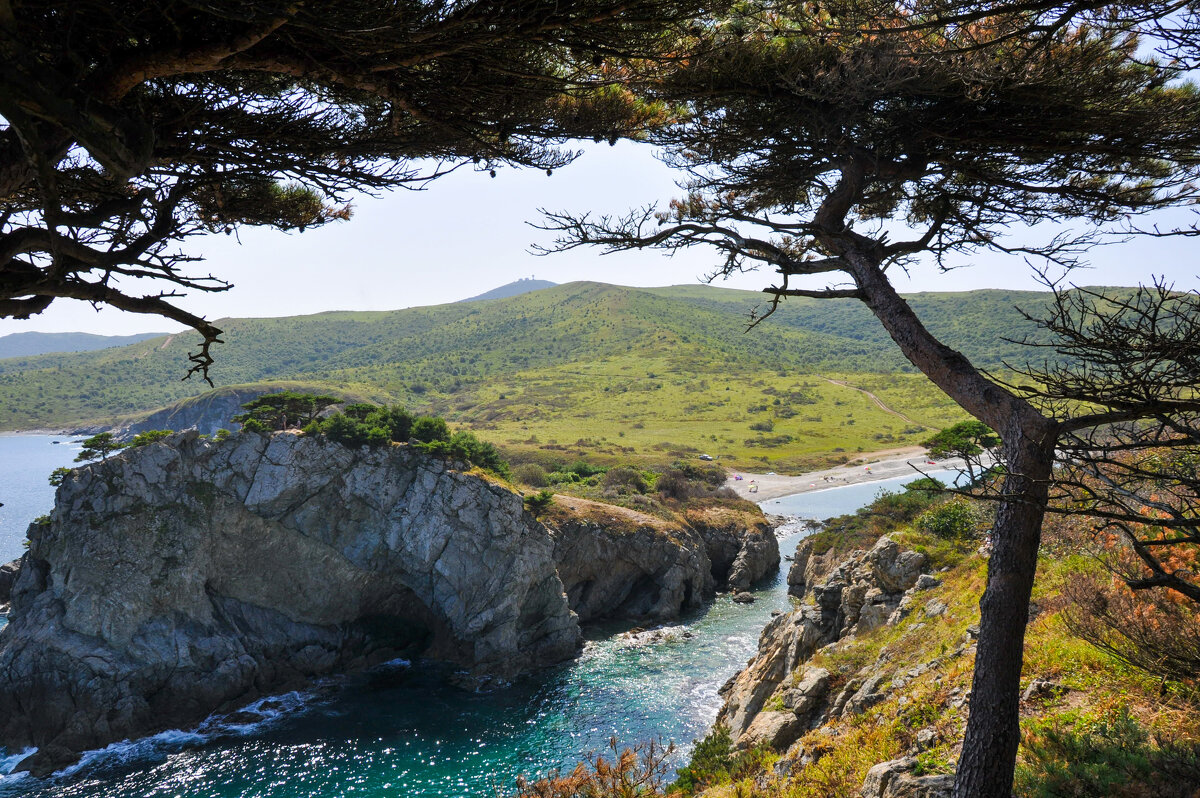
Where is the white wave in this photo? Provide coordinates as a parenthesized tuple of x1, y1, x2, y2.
(0, 747, 35, 776)
(47, 689, 316, 779)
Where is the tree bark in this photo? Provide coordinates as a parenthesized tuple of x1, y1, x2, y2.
(952, 422, 1055, 798)
(839, 253, 1059, 796)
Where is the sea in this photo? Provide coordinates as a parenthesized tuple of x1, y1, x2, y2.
(0, 434, 951, 798)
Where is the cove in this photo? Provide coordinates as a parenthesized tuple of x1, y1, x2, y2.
(0, 436, 944, 798)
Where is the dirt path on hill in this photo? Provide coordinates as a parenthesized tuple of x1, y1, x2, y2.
(820, 377, 928, 428)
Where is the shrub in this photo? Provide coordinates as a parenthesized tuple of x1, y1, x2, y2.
(512, 739, 673, 797)
(914, 498, 979, 539)
(1015, 707, 1200, 798)
(602, 466, 650, 494)
(411, 416, 450, 444)
(1063, 573, 1200, 685)
(126, 429, 174, 448)
(673, 726, 773, 792)
(514, 463, 549, 487)
(48, 466, 72, 486)
(524, 490, 554, 517)
(749, 419, 775, 432)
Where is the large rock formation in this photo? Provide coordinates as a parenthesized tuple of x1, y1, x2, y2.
(0, 432, 580, 774)
(547, 497, 780, 623)
(685, 503, 780, 592)
(715, 536, 930, 748)
(547, 498, 712, 622)
(0, 557, 21, 610)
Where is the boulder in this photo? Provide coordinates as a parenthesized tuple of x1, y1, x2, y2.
(861, 758, 954, 798)
(0, 432, 580, 774)
(866, 537, 928, 594)
(741, 711, 806, 750)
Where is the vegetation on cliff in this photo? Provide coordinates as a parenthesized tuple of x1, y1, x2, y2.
(513, 483, 1200, 797)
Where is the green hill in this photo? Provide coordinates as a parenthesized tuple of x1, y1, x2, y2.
(0, 331, 169, 359)
(0, 282, 1069, 470)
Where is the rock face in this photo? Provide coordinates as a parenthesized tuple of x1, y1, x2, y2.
(715, 536, 929, 747)
(547, 500, 711, 622)
(687, 504, 780, 592)
(110, 386, 273, 440)
(0, 557, 21, 608)
(0, 432, 579, 774)
(547, 498, 780, 622)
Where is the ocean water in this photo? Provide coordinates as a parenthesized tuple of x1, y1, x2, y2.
(0, 440, 902, 798)
(0, 435, 82, 562)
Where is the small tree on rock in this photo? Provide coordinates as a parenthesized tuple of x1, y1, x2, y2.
(75, 433, 123, 462)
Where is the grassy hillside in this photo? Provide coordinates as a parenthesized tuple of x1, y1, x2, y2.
(0, 282, 1067, 468)
(0, 331, 169, 359)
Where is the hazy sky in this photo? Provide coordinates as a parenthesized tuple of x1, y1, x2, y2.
(2, 141, 1197, 336)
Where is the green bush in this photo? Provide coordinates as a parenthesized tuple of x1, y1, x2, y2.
(673, 726, 773, 792)
(602, 465, 650, 493)
(914, 498, 979, 540)
(514, 463, 549, 487)
(1016, 708, 1200, 798)
(411, 416, 450, 444)
(126, 429, 174, 448)
(48, 466, 72, 486)
(524, 489, 554, 517)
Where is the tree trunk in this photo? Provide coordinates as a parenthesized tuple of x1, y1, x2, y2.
(840, 254, 1059, 795)
(952, 425, 1055, 798)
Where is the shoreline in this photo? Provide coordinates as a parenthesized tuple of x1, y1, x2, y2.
(727, 447, 970, 502)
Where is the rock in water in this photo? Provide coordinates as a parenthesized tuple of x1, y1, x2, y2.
(0, 431, 580, 774)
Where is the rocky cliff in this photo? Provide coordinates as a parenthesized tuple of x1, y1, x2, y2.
(716, 536, 935, 751)
(547, 497, 780, 623)
(0, 431, 580, 774)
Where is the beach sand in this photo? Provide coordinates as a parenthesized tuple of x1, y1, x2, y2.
(725, 446, 972, 501)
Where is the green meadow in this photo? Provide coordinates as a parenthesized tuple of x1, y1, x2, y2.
(0, 280, 1063, 471)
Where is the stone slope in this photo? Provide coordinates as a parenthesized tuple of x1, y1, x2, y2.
(716, 536, 930, 750)
(0, 432, 579, 775)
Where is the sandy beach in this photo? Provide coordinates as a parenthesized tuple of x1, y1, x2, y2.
(725, 446, 972, 501)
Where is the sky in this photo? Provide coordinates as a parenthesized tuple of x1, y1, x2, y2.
(1, 141, 1198, 337)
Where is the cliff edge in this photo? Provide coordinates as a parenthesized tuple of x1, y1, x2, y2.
(0, 431, 579, 774)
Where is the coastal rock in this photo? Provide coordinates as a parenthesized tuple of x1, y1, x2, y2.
(686, 504, 780, 591)
(547, 498, 711, 622)
(860, 758, 954, 798)
(786, 537, 842, 599)
(716, 535, 932, 749)
(0, 556, 21, 607)
(715, 606, 826, 741)
(110, 386, 275, 440)
(0, 432, 580, 774)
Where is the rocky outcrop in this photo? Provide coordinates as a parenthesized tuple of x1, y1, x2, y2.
(0, 557, 21, 609)
(715, 536, 930, 748)
(861, 758, 954, 798)
(686, 503, 780, 592)
(0, 431, 579, 774)
(786, 537, 842, 598)
(547, 497, 780, 623)
(110, 386, 272, 440)
(547, 498, 711, 622)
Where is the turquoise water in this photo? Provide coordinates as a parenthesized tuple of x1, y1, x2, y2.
(0, 435, 82, 562)
(0, 441, 904, 798)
